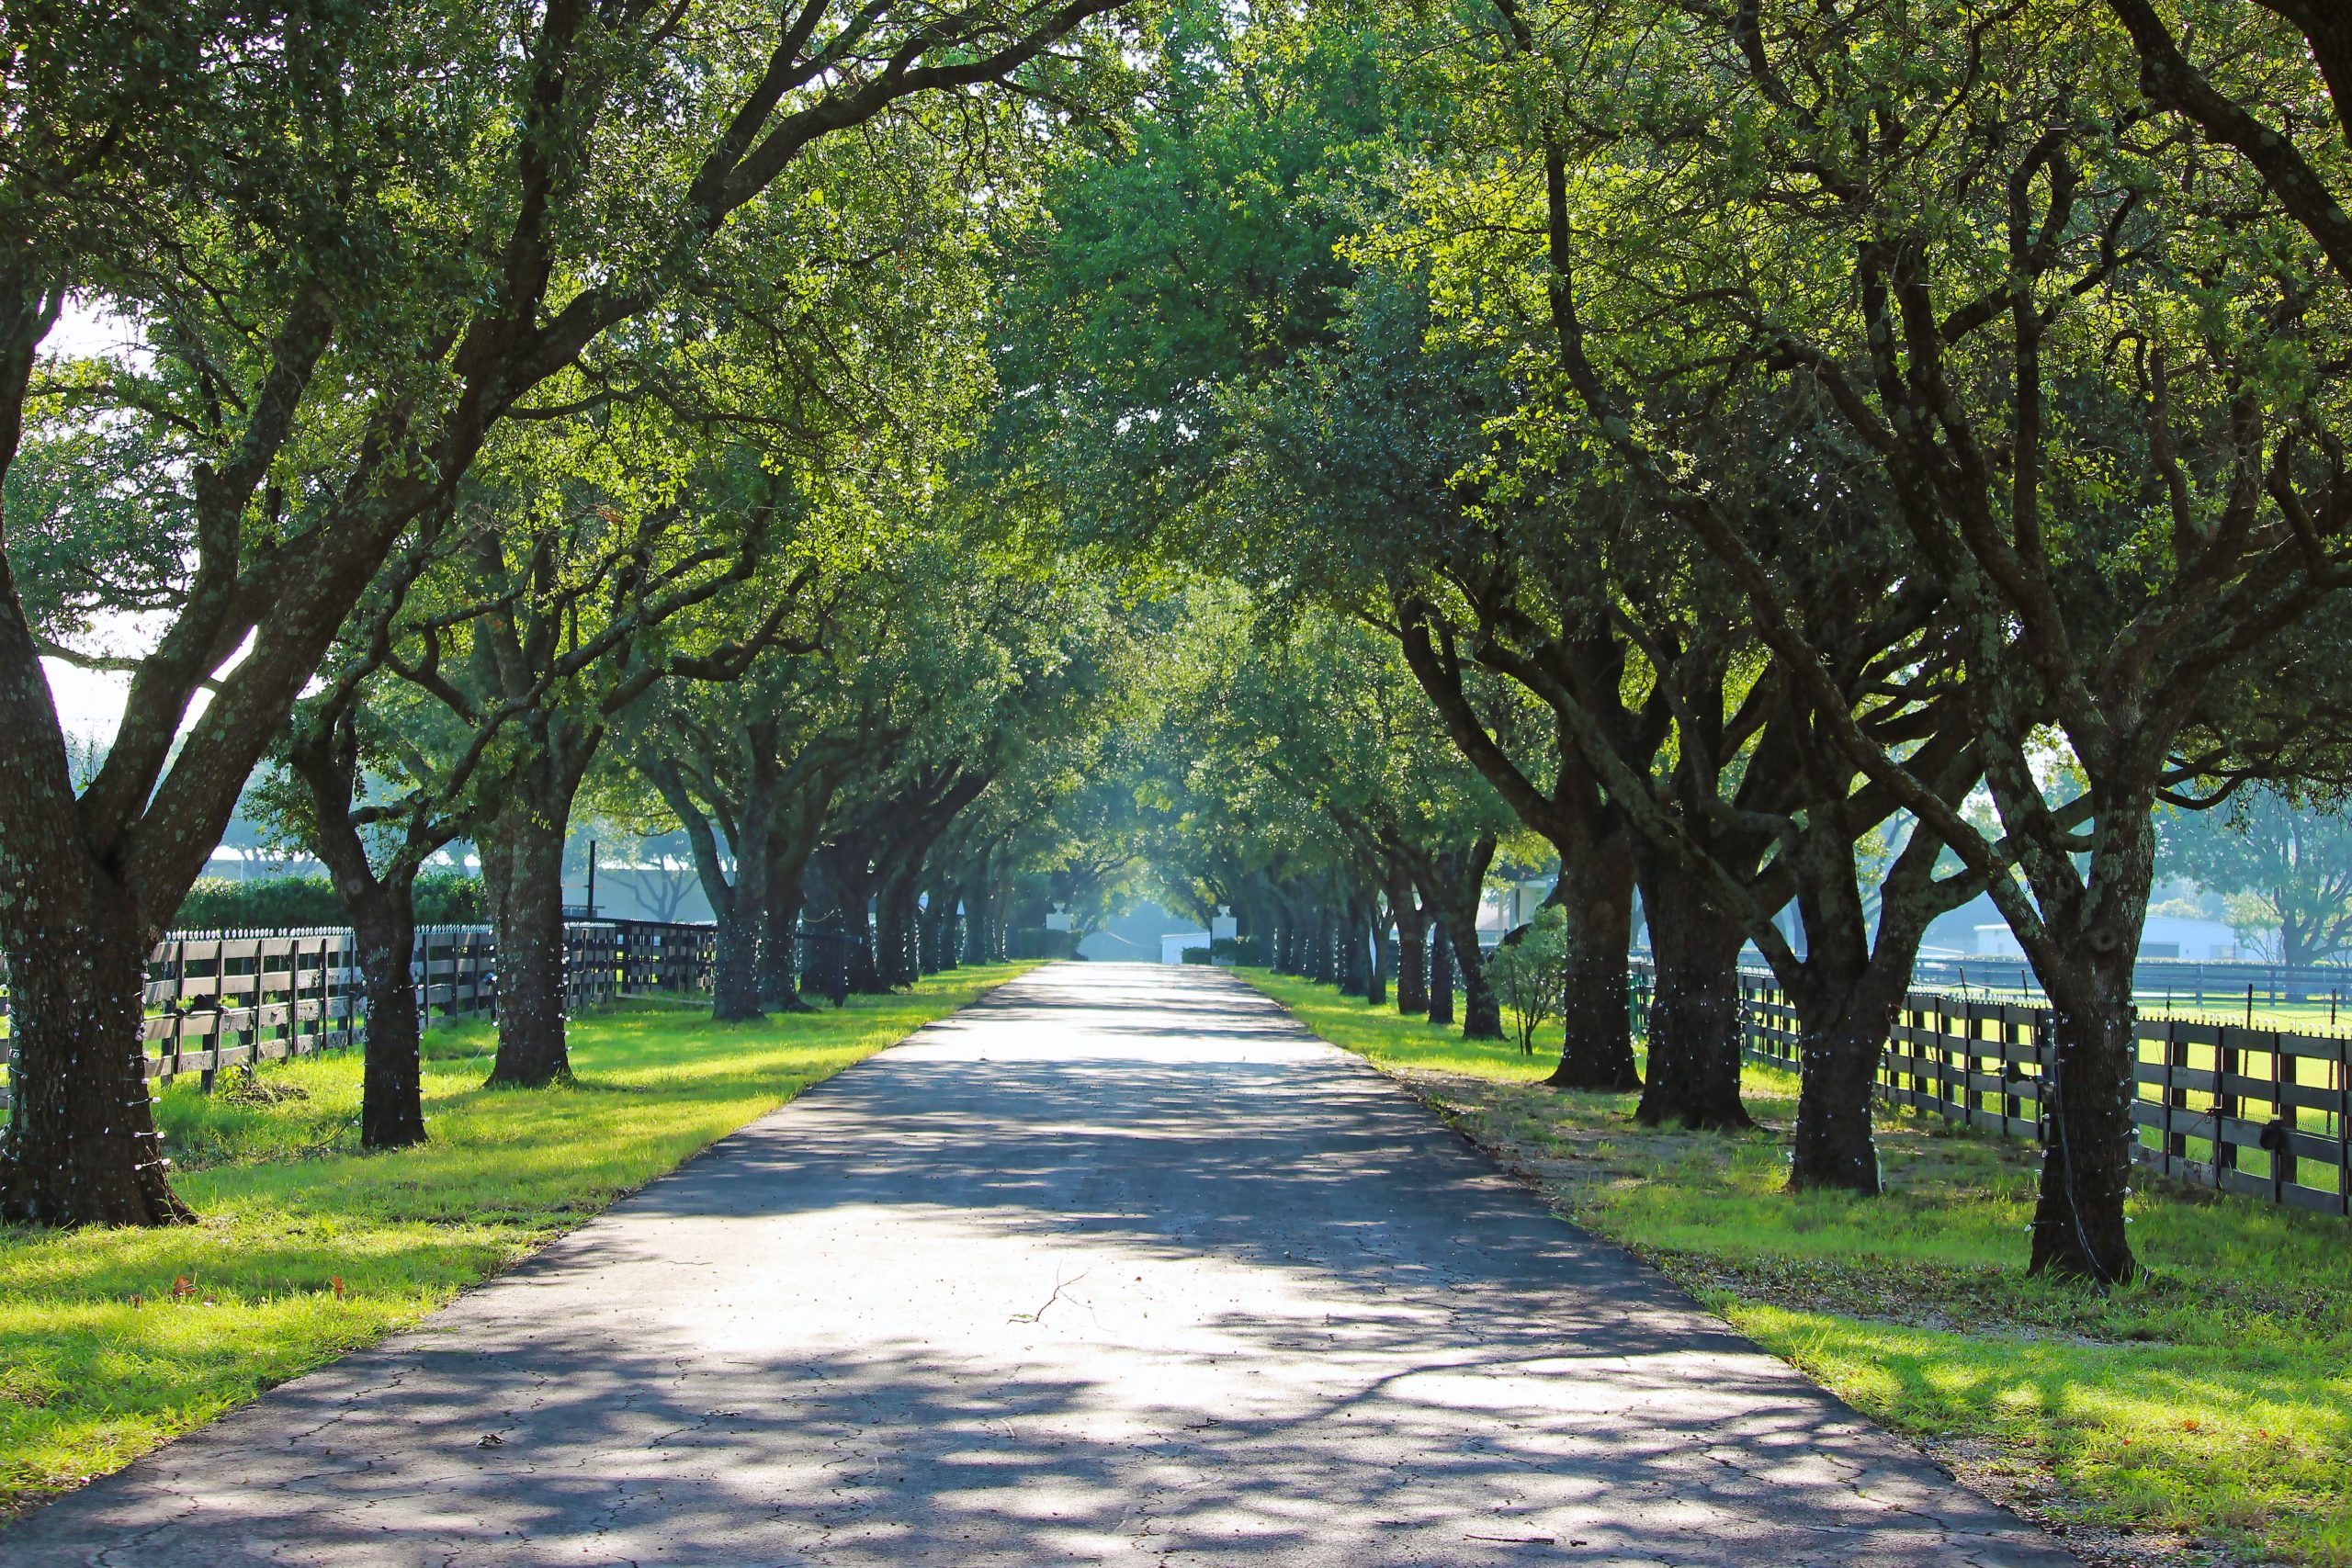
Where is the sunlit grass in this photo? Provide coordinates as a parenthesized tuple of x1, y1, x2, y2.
(0, 965, 1033, 1520)
(1244, 966, 2352, 1566)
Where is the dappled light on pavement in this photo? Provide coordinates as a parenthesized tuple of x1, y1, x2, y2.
(0, 964, 2074, 1566)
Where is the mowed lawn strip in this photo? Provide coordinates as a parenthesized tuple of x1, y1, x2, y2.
(1243, 967, 2352, 1568)
(0, 963, 1035, 1521)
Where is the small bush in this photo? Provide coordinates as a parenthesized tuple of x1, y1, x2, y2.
(1487, 906, 1567, 1055)
(1008, 927, 1081, 960)
(1211, 935, 1267, 965)
(1180, 945, 1215, 964)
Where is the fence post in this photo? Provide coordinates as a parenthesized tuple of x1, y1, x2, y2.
(2338, 1049, 2350, 1219)
(2271, 1031, 2293, 1200)
(2001, 1010, 2022, 1135)
(2218, 1026, 2241, 1189)
(2164, 1018, 2188, 1175)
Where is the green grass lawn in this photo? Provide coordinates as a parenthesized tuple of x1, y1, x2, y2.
(0, 964, 1032, 1521)
(1245, 967, 2352, 1568)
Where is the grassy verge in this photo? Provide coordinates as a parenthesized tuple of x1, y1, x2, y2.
(1243, 967, 2352, 1568)
(0, 964, 1034, 1521)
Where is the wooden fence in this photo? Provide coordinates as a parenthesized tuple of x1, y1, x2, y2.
(1630, 963, 2352, 1218)
(0, 919, 716, 1119)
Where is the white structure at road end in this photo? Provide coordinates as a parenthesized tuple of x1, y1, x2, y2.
(1160, 931, 1210, 964)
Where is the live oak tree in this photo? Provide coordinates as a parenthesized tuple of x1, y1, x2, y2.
(1194, 606, 1518, 1036)
(1333, 204, 1995, 1172)
(2161, 788, 2352, 969)
(0, 0, 1132, 1223)
(441, 434, 822, 1085)
(0, 1, 469, 1223)
(1225, 277, 1656, 1089)
(631, 642, 877, 1020)
(1430, 0, 2352, 1272)
(256, 535, 514, 1151)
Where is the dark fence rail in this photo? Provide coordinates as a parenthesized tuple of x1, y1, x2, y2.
(1634, 961, 2352, 1219)
(0, 918, 717, 1119)
(1904, 954, 2352, 1018)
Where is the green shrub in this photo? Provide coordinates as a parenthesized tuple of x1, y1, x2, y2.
(413, 870, 488, 924)
(172, 871, 488, 931)
(175, 875, 345, 931)
(1180, 945, 1214, 964)
(1211, 935, 1267, 965)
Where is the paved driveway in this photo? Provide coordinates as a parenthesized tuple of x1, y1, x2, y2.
(3, 963, 2074, 1566)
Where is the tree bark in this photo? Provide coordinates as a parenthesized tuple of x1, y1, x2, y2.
(1634, 861, 1751, 1129)
(921, 886, 959, 974)
(876, 875, 920, 987)
(482, 805, 571, 1087)
(1366, 898, 1393, 1008)
(2030, 952, 2141, 1284)
(712, 897, 763, 1021)
(2022, 810, 2154, 1284)
(961, 871, 991, 964)
(0, 536, 189, 1224)
(1427, 926, 1456, 1026)
(1549, 840, 1642, 1091)
(759, 868, 809, 1011)
(0, 878, 190, 1225)
(351, 882, 427, 1150)
(1433, 906, 1502, 1039)
(1786, 1002, 1889, 1194)
(1383, 873, 1430, 1015)
(1341, 899, 1372, 998)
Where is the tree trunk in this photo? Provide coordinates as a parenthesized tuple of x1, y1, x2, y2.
(1385, 874, 1430, 1015)
(712, 898, 763, 1021)
(2029, 956, 2140, 1283)
(848, 913, 883, 993)
(1634, 862, 1750, 1129)
(873, 886, 905, 987)
(917, 888, 949, 975)
(1786, 998, 1888, 1193)
(923, 889, 960, 973)
(1367, 902, 1392, 1008)
(0, 879, 191, 1226)
(351, 879, 427, 1150)
(760, 864, 810, 1011)
(1447, 919, 1503, 1039)
(1427, 927, 1456, 1026)
(1341, 901, 1371, 998)
(482, 807, 571, 1087)
(1548, 840, 1642, 1091)
(961, 874, 989, 964)
(876, 877, 920, 987)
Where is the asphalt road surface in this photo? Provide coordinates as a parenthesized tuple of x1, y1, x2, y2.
(3, 962, 2075, 1567)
